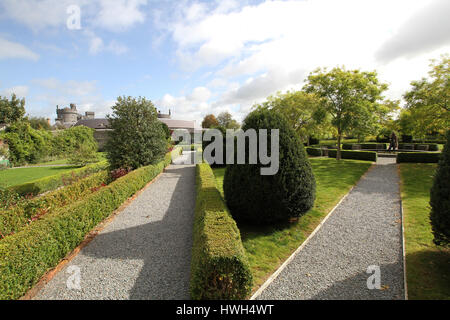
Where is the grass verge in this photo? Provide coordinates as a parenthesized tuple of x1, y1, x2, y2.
(399, 163, 450, 300)
(0, 166, 80, 189)
(213, 157, 372, 294)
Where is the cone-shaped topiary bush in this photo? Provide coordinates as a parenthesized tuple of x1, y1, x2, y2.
(223, 109, 316, 224)
(430, 130, 450, 246)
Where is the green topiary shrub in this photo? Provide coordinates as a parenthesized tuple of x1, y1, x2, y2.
(396, 152, 440, 163)
(306, 147, 322, 156)
(224, 109, 316, 224)
(430, 131, 450, 246)
(328, 149, 377, 162)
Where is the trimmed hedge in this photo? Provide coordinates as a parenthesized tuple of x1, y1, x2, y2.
(398, 143, 439, 151)
(6, 160, 109, 196)
(342, 143, 387, 150)
(0, 152, 177, 300)
(190, 163, 252, 300)
(306, 147, 323, 156)
(396, 152, 441, 163)
(328, 149, 377, 162)
(0, 171, 109, 237)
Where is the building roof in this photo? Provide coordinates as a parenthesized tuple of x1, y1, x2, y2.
(159, 118, 196, 130)
(74, 119, 110, 129)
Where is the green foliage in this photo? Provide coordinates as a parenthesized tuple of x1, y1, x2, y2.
(224, 109, 316, 224)
(106, 96, 166, 170)
(68, 144, 100, 166)
(201, 114, 219, 128)
(27, 117, 51, 130)
(430, 131, 450, 246)
(7, 160, 109, 196)
(327, 149, 377, 162)
(0, 152, 175, 300)
(160, 122, 171, 140)
(52, 126, 98, 157)
(306, 147, 323, 156)
(0, 171, 109, 238)
(253, 90, 329, 143)
(191, 163, 252, 300)
(217, 111, 240, 129)
(403, 55, 450, 138)
(0, 94, 25, 124)
(396, 152, 441, 163)
(304, 67, 389, 160)
(342, 143, 387, 150)
(397, 143, 439, 151)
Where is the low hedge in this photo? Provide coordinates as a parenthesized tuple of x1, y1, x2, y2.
(306, 147, 323, 157)
(328, 149, 377, 162)
(190, 163, 252, 300)
(342, 143, 387, 150)
(398, 143, 439, 151)
(396, 152, 441, 163)
(0, 170, 109, 238)
(0, 152, 176, 300)
(7, 160, 109, 196)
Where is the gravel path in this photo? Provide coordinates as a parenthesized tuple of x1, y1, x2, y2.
(34, 152, 196, 300)
(257, 157, 405, 300)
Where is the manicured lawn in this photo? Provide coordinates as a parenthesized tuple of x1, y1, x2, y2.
(399, 163, 450, 300)
(0, 165, 80, 189)
(213, 157, 372, 294)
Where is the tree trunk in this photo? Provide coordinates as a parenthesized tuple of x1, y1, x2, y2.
(337, 132, 342, 160)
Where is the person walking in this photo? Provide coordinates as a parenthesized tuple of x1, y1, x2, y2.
(388, 132, 398, 152)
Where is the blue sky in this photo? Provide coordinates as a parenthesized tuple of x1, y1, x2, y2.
(0, 0, 449, 127)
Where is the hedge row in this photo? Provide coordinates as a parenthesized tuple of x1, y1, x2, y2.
(342, 143, 387, 150)
(398, 143, 439, 151)
(306, 147, 323, 156)
(328, 149, 377, 162)
(6, 160, 109, 196)
(0, 171, 109, 238)
(0, 152, 176, 300)
(413, 140, 446, 145)
(396, 152, 441, 163)
(190, 163, 252, 300)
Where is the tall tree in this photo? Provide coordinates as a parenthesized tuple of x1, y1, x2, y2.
(0, 94, 25, 124)
(254, 90, 329, 143)
(403, 55, 450, 139)
(105, 96, 166, 170)
(304, 67, 388, 160)
(201, 114, 219, 128)
(217, 111, 240, 129)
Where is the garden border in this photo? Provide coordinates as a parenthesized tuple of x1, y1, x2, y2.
(397, 165, 409, 301)
(250, 164, 375, 300)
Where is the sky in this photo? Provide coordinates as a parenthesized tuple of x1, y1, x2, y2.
(0, 0, 449, 127)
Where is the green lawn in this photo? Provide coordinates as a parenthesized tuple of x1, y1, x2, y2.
(213, 157, 372, 293)
(0, 165, 80, 189)
(399, 163, 450, 300)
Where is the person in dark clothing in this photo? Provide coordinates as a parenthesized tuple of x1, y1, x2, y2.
(388, 132, 398, 152)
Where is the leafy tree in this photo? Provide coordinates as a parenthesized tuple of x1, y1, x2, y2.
(254, 90, 329, 143)
(201, 114, 219, 128)
(217, 111, 240, 129)
(430, 130, 450, 246)
(160, 122, 171, 140)
(27, 117, 51, 130)
(304, 67, 388, 160)
(68, 144, 100, 166)
(105, 96, 166, 170)
(0, 94, 25, 124)
(404, 55, 450, 139)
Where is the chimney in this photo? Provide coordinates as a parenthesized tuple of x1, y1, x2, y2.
(47, 118, 51, 126)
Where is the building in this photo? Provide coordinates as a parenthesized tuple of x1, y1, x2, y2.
(55, 104, 95, 128)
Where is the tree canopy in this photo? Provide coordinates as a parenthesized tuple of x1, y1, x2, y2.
(217, 111, 240, 129)
(0, 94, 25, 124)
(201, 114, 219, 128)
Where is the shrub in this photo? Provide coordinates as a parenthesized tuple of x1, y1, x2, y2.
(52, 125, 98, 157)
(7, 161, 109, 196)
(396, 152, 441, 163)
(224, 109, 316, 224)
(191, 163, 252, 299)
(398, 143, 438, 151)
(106, 96, 166, 170)
(328, 149, 377, 162)
(401, 135, 413, 143)
(430, 131, 450, 246)
(0, 151, 177, 300)
(306, 147, 322, 156)
(342, 143, 386, 150)
(202, 126, 227, 167)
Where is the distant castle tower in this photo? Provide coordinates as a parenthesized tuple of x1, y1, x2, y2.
(55, 104, 95, 128)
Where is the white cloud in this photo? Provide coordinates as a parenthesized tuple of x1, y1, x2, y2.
(0, 37, 39, 61)
(95, 0, 147, 32)
(86, 31, 129, 55)
(0, 85, 29, 98)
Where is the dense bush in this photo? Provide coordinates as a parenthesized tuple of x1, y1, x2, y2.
(0, 94, 25, 124)
(52, 125, 98, 156)
(342, 143, 386, 150)
(396, 152, 441, 163)
(7, 160, 109, 196)
(0, 151, 178, 300)
(106, 96, 166, 170)
(398, 143, 439, 151)
(401, 135, 413, 143)
(191, 163, 252, 299)
(306, 147, 323, 156)
(328, 149, 377, 162)
(224, 109, 316, 224)
(0, 171, 109, 238)
(430, 131, 450, 246)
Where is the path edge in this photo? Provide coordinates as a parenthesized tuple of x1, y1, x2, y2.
(397, 164, 408, 300)
(250, 163, 375, 300)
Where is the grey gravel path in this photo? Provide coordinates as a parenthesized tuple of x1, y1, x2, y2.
(257, 157, 405, 300)
(34, 152, 196, 300)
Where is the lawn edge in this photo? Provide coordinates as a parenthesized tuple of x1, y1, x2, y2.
(397, 164, 409, 300)
(250, 162, 375, 300)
